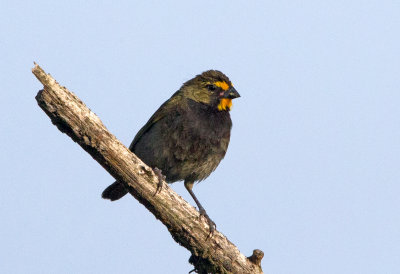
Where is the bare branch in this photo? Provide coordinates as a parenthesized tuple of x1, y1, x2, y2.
(32, 63, 263, 274)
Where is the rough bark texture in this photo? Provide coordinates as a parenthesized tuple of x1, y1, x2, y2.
(32, 63, 263, 274)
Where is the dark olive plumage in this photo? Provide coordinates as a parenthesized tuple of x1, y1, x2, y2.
(102, 70, 240, 230)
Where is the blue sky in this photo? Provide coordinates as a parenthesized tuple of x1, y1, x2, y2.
(1, 1, 399, 273)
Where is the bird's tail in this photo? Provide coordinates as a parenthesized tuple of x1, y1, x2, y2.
(102, 181, 128, 201)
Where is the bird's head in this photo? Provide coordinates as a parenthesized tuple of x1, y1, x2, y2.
(182, 70, 240, 111)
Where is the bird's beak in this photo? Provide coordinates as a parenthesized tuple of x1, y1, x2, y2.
(223, 87, 241, 99)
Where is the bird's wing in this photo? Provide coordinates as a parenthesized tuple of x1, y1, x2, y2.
(128, 93, 181, 151)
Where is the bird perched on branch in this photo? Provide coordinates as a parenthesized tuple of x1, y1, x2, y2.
(102, 70, 240, 232)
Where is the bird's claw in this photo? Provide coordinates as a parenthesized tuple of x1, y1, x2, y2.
(199, 208, 216, 235)
(153, 167, 166, 195)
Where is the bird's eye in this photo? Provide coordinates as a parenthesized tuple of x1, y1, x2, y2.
(207, 84, 216, 91)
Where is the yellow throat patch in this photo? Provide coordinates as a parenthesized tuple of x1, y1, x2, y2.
(218, 98, 232, 111)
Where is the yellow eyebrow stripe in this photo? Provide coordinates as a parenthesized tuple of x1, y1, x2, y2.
(214, 81, 230, 91)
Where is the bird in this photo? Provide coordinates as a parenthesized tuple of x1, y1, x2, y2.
(102, 70, 240, 232)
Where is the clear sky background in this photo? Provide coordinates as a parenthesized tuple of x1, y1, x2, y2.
(1, 1, 399, 273)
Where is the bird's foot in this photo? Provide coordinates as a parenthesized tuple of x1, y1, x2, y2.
(199, 208, 216, 235)
(153, 167, 166, 195)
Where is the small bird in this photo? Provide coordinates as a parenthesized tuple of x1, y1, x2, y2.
(102, 70, 240, 231)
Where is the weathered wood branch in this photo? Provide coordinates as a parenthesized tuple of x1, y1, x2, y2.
(32, 63, 263, 274)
